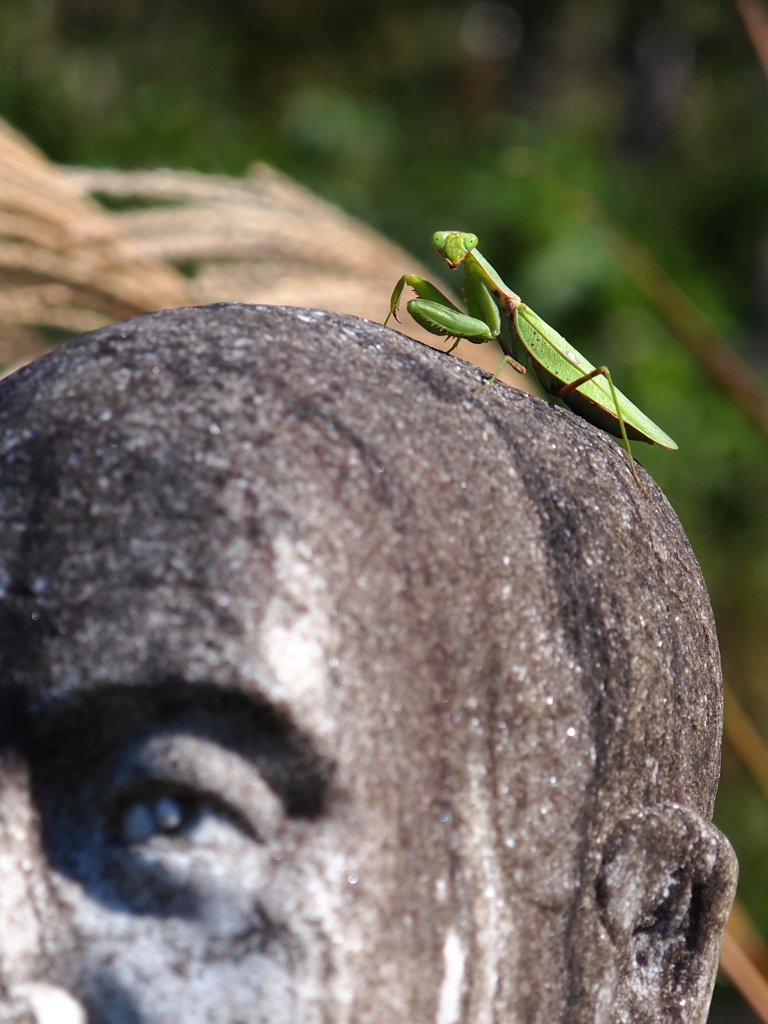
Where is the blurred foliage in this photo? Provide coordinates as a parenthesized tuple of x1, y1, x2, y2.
(2, 0, 768, 1014)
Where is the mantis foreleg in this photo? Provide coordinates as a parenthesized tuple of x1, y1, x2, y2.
(385, 275, 461, 326)
(386, 274, 506, 349)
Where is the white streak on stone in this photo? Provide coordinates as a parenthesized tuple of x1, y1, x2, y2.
(259, 534, 336, 746)
(14, 984, 87, 1024)
(436, 929, 466, 1024)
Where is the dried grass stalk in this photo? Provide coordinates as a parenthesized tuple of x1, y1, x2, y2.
(0, 116, 525, 386)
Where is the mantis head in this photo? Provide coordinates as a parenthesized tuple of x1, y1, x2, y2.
(432, 230, 479, 268)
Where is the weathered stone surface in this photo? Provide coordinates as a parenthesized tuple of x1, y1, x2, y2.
(0, 304, 735, 1024)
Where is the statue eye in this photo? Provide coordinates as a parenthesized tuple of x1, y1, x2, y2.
(115, 788, 254, 848)
(105, 734, 291, 853)
(119, 794, 188, 844)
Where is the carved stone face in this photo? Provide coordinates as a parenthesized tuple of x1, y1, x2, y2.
(0, 306, 736, 1024)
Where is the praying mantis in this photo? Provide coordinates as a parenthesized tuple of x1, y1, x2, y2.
(385, 230, 677, 495)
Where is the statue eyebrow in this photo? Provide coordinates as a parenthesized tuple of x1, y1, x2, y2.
(20, 681, 333, 820)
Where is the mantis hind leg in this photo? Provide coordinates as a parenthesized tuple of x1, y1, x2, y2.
(556, 367, 649, 497)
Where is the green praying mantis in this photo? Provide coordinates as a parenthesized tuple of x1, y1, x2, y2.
(385, 230, 677, 495)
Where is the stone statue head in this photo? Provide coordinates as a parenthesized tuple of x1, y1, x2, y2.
(0, 305, 735, 1024)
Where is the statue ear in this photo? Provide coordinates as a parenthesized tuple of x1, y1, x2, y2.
(595, 804, 737, 1024)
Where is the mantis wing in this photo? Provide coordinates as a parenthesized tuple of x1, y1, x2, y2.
(515, 304, 678, 451)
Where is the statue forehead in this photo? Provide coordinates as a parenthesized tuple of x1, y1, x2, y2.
(0, 308, 551, 688)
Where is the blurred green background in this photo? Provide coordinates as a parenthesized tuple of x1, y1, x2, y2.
(1, 0, 767, 1017)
